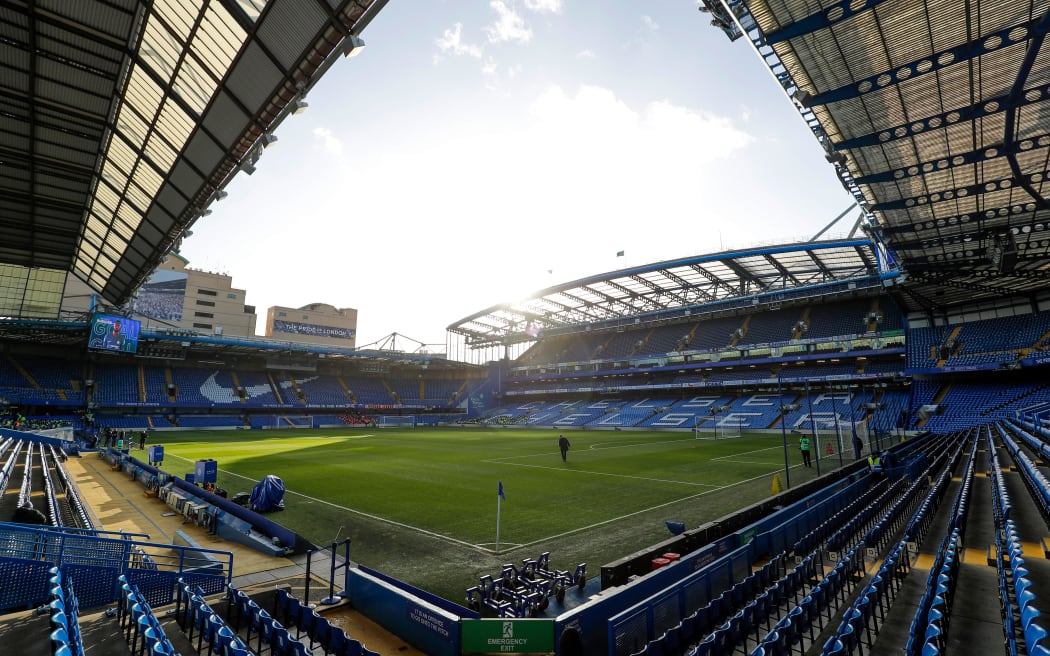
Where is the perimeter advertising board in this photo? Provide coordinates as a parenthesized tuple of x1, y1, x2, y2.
(461, 619, 554, 654)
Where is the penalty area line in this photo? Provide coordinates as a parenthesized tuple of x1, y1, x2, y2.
(481, 459, 720, 488)
(160, 453, 488, 552)
(712, 445, 783, 460)
(516, 465, 802, 552)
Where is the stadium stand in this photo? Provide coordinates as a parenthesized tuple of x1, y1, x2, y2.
(12, 1, 1050, 655)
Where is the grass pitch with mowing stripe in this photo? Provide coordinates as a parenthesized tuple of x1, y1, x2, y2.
(153, 427, 827, 601)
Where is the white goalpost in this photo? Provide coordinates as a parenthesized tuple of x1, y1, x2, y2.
(379, 415, 417, 428)
(694, 412, 743, 440)
(274, 415, 314, 429)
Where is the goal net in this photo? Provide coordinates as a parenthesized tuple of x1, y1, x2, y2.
(274, 415, 314, 429)
(379, 415, 417, 428)
(694, 415, 743, 440)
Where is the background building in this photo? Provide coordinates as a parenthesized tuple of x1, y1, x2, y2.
(130, 255, 256, 337)
(265, 303, 358, 348)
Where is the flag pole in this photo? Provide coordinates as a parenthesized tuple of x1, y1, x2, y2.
(496, 492, 502, 555)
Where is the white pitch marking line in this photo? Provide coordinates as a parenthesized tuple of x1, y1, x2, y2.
(717, 458, 789, 466)
(161, 452, 488, 552)
(586, 438, 697, 451)
(481, 459, 721, 487)
(712, 445, 783, 460)
(518, 464, 806, 550)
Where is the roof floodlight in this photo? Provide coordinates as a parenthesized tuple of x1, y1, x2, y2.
(215, 190, 228, 201)
(261, 133, 278, 148)
(241, 161, 257, 175)
(343, 35, 366, 57)
(200, 209, 212, 217)
(184, 230, 193, 238)
(293, 98, 309, 114)
(792, 89, 812, 107)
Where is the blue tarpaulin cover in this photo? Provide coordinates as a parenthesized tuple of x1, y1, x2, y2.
(250, 474, 285, 512)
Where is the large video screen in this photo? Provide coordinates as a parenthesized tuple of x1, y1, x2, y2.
(133, 269, 187, 321)
(87, 314, 141, 353)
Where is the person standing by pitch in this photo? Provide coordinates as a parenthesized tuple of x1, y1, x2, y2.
(558, 434, 571, 462)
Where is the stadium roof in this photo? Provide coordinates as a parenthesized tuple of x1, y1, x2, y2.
(0, 0, 385, 317)
(447, 239, 886, 347)
(718, 0, 1050, 312)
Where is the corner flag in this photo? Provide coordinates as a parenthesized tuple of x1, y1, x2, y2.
(496, 481, 506, 554)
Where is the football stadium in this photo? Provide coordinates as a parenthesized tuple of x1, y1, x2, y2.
(3, 1, 1050, 656)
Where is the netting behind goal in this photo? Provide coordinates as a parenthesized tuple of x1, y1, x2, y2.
(694, 417, 743, 440)
(275, 415, 314, 429)
(379, 415, 416, 427)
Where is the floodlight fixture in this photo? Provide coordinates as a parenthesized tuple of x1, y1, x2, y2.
(343, 35, 366, 57)
(215, 190, 228, 201)
(261, 132, 278, 148)
(792, 88, 812, 107)
(293, 98, 309, 114)
(825, 151, 847, 166)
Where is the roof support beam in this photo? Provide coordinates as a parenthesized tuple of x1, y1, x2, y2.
(763, 254, 803, 287)
(1002, 7, 1050, 212)
(762, 0, 893, 45)
(834, 80, 1050, 151)
(628, 274, 687, 309)
(721, 258, 767, 293)
(881, 201, 1044, 236)
(690, 264, 739, 298)
(871, 174, 1035, 212)
(806, 19, 1038, 107)
(854, 134, 1050, 185)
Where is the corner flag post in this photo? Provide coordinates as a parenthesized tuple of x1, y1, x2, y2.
(496, 481, 506, 554)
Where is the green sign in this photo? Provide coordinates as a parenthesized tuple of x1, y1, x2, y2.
(461, 619, 555, 654)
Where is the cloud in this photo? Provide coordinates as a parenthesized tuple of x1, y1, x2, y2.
(576, 48, 597, 59)
(641, 15, 660, 31)
(435, 23, 483, 59)
(312, 127, 344, 156)
(485, 1, 532, 44)
(524, 0, 562, 13)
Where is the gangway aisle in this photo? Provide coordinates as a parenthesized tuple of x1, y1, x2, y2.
(933, 441, 1003, 655)
(998, 438, 1050, 598)
(863, 436, 1004, 656)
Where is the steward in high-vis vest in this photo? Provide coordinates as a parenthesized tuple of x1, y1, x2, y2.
(799, 435, 812, 468)
(868, 454, 882, 473)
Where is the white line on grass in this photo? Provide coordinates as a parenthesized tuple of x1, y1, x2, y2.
(480, 459, 721, 487)
(160, 453, 488, 552)
(712, 445, 783, 460)
(716, 459, 787, 466)
(585, 438, 697, 452)
(518, 464, 806, 551)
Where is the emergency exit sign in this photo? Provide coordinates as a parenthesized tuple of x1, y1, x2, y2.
(461, 619, 554, 654)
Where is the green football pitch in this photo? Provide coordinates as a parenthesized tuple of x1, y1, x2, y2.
(152, 427, 835, 601)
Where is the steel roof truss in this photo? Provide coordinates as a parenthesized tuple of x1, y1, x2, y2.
(807, 18, 1038, 108)
(762, 0, 894, 46)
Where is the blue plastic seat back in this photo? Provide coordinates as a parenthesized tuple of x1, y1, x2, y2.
(1025, 622, 1049, 655)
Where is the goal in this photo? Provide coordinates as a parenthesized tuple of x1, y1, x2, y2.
(694, 415, 743, 440)
(274, 415, 314, 429)
(379, 415, 417, 428)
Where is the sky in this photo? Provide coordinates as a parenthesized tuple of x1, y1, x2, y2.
(179, 0, 858, 351)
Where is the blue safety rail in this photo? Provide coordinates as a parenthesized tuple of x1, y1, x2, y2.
(0, 522, 232, 611)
